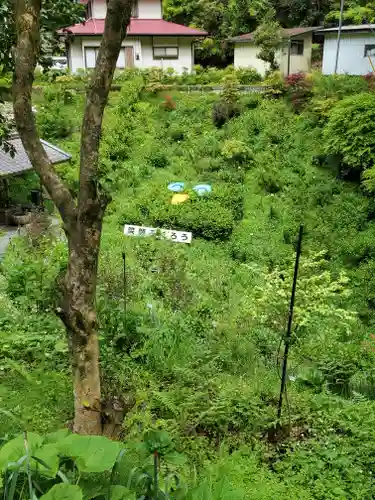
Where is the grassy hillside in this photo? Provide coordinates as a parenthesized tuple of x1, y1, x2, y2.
(1, 72, 375, 498)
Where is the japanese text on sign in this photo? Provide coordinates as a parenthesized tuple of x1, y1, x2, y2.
(124, 225, 192, 244)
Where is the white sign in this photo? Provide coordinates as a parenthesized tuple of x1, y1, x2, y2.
(124, 225, 192, 244)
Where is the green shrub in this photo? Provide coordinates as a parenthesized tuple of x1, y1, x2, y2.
(155, 199, 235, 241)
(263, 70, 286, 99)
(168, 125, 185, 142)
(323, 92, 375, 171)
(221, 139, 252, 166)
(148, 149, 169, 169)
(235, 67, 262, 84)
(37, 104, 73, 139)
(241, 93, 261, 109)
(311, 72, 369, 99)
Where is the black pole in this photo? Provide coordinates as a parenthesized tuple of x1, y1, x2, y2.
(122, 252, 126, 327)
(277, 225, 303, 421)
(153, 451, 159, 499)
(287, 38, 292, 76)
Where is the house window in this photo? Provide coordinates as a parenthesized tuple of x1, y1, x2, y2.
(153, 46, 179, 60)
(84, 47, 133, 69)
(84, 47, 99, 69)
(132, 0, 139, 17)
(365, 44, 375, 57)
(291, 40, 304, 55)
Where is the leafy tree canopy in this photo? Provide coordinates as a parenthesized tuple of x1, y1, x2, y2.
(0, 0, 84, 72)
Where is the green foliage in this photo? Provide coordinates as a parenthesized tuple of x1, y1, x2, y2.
(6, 75, 375, 499)
(40, 484, 82, 500)
(212, 81, 241, 129)
(323, 92, 375, 171)
(0, 0, 84, 72)
(37, 103, 73, 140)
(220, 139, 252, 165)
(253, 9, 283, 70)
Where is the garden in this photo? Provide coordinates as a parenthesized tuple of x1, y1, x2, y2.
(2, 69, 375, 498)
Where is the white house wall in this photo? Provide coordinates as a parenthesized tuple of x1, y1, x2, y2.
(68, 36, 193, 73)
(138, 0, 162, 19)
(92, 0, 162, 18)
(141, 37, 193, 73)
(322, 33, 375, 75)
(91, 0, 106, 18)
(234, 43, 270, 76)
(69, 38, 84, 72)
(284, 34, 312, 75)
(234, 33, 312, 76)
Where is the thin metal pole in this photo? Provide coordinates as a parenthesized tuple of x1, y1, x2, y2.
(277, 225, 303, 421)
(122, 252, 126, 326)
(334, 0, 345, 74)
(287, 38, 292, 76)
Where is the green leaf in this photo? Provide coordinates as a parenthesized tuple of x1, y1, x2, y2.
(143, 430, 173, 454)
(109, 485, 136, 500)
(0, 433, 43, 471)
(40, 484, 82, 500)
(33, 443, 59, 477)
(44, 429, 70, 445)
(164, 452, 187, 466)
(58, 435, 122, 473)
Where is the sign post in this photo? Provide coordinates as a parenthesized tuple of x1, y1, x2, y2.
(124, 225, 192, 244)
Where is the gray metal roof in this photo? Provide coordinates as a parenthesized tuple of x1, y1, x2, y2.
(317, 24, 375, 33)
(0, 135, 71, 177)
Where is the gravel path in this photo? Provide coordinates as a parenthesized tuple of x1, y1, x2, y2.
(0, 226, 19, 258)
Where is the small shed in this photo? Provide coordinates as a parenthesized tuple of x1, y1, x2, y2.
(229, 27, 318, 77)
(318, 25, 375, 75)
(0, 134, 71, 222)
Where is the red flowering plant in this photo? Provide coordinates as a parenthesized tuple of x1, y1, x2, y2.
(161, 95, 176, 111)
(284, 72, 312, 112)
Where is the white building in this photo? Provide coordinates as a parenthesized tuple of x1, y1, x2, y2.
(318, 25, 375, 75)
(229, 27, 317, 77)
(62, 0, 207, 73)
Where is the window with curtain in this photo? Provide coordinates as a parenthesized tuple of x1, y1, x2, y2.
(153, 46, 179, 60)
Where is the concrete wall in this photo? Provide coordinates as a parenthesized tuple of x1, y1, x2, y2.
(234, 33, 313, 76)
(92, 0, 162, 18)
(322, 32, 375, 75)
(68, 36, 193, 73)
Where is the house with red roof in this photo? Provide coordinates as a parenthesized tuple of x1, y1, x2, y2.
(229, 27, 318, 77)
(63, 0, 207, 73)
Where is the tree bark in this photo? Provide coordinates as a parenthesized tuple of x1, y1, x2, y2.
(62, 221, 104, 434)
(13, 0, 133, 434)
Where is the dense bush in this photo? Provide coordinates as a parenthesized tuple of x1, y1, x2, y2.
(323, 92, 375, 171)
(311, 72, 369, 99)
(37, 104, 73, 139)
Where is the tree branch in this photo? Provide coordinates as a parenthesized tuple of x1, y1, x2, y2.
(78, 0, 132, 223)
(12, 0, 76, 227)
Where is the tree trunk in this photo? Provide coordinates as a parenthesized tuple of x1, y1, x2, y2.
(62, 219, 104, 434)
(12, 0, 133, 435)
